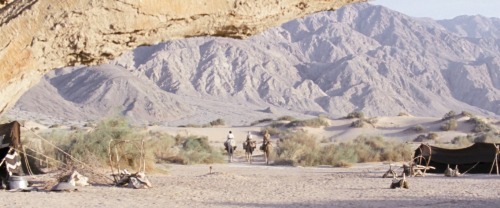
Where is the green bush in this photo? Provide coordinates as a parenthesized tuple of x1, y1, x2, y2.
(442, 111, 457, 121)
(286, 117, 329, 128)
(345, 111, 365, 119)
(451, 135, 474, 147)
(440, 119, 458, 131)
(176, 136, 224, 164)
(474, 132, 500, 143)
(467, 117, 492, 133)
(250, 118, 274, 126)
(37, 117, 224, 171)
(275, 132, 412, 167)
(460, 111, 474, 117)
(209, 118, 225, 126)
(278, 116, 296, 121)
(350, 119, 364, 128)
(412, 125, 425, 132)
(260, 126, 283, 136)
(413, 133, 439, 143)
(275, 131, 321, 166)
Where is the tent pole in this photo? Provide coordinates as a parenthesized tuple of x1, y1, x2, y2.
(496, 153, 499, 176)
(491, 144, 500, 175)
(424, 144, 432, 175)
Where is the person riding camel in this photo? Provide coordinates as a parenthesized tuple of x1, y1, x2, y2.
(246, 131, 253, 142)
(261, 130, 271, 150)
(225, 131, 236, 151)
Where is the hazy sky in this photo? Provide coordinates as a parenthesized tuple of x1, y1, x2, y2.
(370, 0, 500, 19)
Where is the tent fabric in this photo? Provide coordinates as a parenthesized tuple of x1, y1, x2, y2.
(1, 121, 24, 188)
(413, 143, 500, 174)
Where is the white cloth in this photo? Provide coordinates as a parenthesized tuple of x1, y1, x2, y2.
(227, 133, 234, 139)
(227, 138, 236, 147)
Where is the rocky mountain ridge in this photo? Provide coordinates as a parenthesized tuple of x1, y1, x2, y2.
(9, 4, 500, 125)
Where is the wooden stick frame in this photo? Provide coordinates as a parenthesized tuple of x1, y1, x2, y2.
(108, 139, 146, 184)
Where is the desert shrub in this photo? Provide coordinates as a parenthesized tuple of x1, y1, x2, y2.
(460, 111, 473, 117)
(473, 122, 492, 133)
(275, 132, 412, 167)
(413, 133, 439, 142)
(398, 112, 409, 116)
(176, 136, 224, 164)
(278, 116, 296, 121)
(275, 131, 321, 166)
(350, 119, 364, 128)
(83, 122, 96, 128)
(451, 135, 474, 146)
(345, 111, 365, 119)
(181, 124, 202, 128)
(466, 117, 492, 133)
(209, 118, 225, 126)
(322, 136, 412, 167)
(38, 117, 223, 171)
(286, 117, 329, 128)
(61, 117, 134, 166)
(412, 125, 425, 132)
(320, 143, 357, 167)
(260, 126, 282, 136)
(250, 118, 274, 126)
(442, 111, 457, 121)
(146, 132, 177, 161)
(270, 121, 285, 128)
(427, 132, 439, 140)
(320, 137, 330, 143)
(49, 124, 60, 128)
(440, 119, 457, 131)
(365, 117, 378, 125)
(474, 132, 500, 143)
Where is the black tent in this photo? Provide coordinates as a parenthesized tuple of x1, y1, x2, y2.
(1, 121, 45, 189)
(413, 143, 500, 174)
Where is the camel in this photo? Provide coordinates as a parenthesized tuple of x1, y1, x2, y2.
(224, 139, 237, 163)
(261, 141, 272, 165)
(242, 140, 257, 163)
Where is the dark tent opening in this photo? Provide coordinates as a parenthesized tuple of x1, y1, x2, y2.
(1, 121, 44, 188)
(413, 143, 500, 174)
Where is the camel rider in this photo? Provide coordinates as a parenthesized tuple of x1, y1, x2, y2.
(246, 131, 253, 142)
(263, 130, 270, 144)
(225, 131, 236, 150)
(244, 131, 253, 147)
(261, 130, 271, 150)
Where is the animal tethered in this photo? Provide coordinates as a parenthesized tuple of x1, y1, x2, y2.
(242, 140, 257, 163)
(261, 140, 272, 165)
(224, 138, 237, 163)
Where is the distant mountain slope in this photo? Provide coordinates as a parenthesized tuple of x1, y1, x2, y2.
(10, 3, 500, 125)
(14, 65, 192, 123)
(437, 16, 500, 39)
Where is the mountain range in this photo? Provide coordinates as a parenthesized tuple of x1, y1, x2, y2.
(9, 3, 500, 125)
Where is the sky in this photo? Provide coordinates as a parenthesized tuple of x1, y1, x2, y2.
(370, 0, 500, 20)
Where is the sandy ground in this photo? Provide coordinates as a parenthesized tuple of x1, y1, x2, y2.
(2, 116, 499, 208)
(2, 153, 500, 208)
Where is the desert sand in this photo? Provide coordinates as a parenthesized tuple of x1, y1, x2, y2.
(2, 116, 499, 208)
(2, 156, 500, 208)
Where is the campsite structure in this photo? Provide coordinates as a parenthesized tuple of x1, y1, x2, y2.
(413, 143, 500, 174)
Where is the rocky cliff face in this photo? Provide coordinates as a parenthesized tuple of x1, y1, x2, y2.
(11, 4, 500, 125)
(0, 0, 363, 115)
